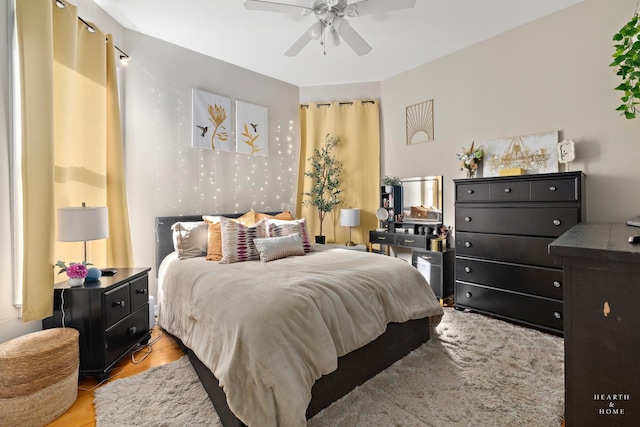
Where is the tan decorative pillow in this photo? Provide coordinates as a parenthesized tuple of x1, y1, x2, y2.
(255, 211, 295, 221)
(203, 211, 256, 261)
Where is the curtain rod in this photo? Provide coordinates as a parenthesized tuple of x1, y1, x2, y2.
(300, 100, 375, 109)
(55, 0, 130, 59)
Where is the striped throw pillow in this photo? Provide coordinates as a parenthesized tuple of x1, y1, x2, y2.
(266, 218, 313, 253)
(219, 217, 267, 264)
(253, 233, 305, 263)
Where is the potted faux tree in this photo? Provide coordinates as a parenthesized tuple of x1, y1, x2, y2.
(303, 134, 343, 244)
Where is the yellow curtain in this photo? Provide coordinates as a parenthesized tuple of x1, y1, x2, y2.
(16, 0, 133, 321)
(297, 101, 380, 244)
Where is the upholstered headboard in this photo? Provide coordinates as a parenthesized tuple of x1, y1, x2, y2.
(154, 212, 282, 274)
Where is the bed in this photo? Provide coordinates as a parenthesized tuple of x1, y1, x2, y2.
(155, 213, 444, 427)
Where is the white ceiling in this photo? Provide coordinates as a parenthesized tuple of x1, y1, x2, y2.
(93, 0, 583, 87)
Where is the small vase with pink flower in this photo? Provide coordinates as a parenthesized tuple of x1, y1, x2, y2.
(55, 260, 89, 287)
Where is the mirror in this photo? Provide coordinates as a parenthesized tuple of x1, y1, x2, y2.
(401, 176, 443, 223)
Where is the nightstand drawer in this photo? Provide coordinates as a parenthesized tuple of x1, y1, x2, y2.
(455, 232, 557, 267)
(456, 257, 563, 299)
(456, 182, 490, 202)
(370, 232, 395, 245)
(396, 234, 427, 249)
(129, 275, 149, 311)
(105, 303, 149, 367)
(412, 250, 443, 267)
(104, 283, 130, 328)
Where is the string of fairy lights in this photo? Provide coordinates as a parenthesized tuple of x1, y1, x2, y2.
(146, 76, 298, 216)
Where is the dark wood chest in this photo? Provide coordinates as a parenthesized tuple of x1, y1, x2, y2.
(453, 171, 586, 334)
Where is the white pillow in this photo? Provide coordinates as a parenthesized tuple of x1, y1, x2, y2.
(253, 233, 305, 263)
(171, 221, 208, 259)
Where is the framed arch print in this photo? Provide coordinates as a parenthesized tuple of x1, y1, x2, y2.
(406, 99, 434, 145)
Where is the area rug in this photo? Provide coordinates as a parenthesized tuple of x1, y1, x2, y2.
(94, 308, 564, 426)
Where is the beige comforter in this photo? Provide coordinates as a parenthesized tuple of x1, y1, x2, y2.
(158, 247, 443, 427)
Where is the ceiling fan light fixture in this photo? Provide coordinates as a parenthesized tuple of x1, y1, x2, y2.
(345, 5, 358, 17)
(308, 21, 323, 40)
(325, 27, 341, 48)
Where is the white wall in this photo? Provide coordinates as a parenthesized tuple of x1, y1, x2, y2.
(299, 82, 381, 104)
(381, 0, 640, 230)
(123, 30, 300, 298)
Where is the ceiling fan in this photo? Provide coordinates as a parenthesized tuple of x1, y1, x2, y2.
(244, 0, 417, 56)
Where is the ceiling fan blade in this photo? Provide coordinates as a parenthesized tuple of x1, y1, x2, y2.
(334, 18, 371, 56)
(348, 0, 417, 17)
(244, 0, 312, 15)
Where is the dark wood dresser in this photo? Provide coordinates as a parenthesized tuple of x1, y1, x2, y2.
(453, 171, 585, 334)
(550, 223, 640, 426)
(43, 268, 151, 378)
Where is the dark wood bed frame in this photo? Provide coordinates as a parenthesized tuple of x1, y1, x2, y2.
(156, 214, 433, 426)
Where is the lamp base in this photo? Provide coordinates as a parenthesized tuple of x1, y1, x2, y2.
(345, 241, 356, 246)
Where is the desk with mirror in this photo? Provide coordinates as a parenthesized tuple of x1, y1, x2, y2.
(370, 176, 454, 301)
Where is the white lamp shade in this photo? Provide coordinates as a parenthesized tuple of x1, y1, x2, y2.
(57, 206, 109, 242)
(340, 208, 360, 227)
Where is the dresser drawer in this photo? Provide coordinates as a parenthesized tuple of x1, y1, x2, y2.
(456, 257, 563, 299)
(456, 182, 491, 202)
(104, 283, 130, 328)
(489, 181, 529, 201)
(129, 274, 149, 311)
(412, 250, 443, 267)
(530, 176, 578, 201)
(455, 232, 557, 267)
(396, 234, 427, 249)
(456, 207, 579, 237)
(370, 231, 395, 245)
(455, 282, 563, 331)
(105, 303, 149, 367)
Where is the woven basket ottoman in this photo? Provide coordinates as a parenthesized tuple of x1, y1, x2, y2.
(0, 328, 79, 427)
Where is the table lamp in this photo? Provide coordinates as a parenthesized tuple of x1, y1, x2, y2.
(340, 208, 360, 246)
(57, 203, 109, 263)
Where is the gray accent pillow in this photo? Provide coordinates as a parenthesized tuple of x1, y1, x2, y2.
(253, 233, 305, 263)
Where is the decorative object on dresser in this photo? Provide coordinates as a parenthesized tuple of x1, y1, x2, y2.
(549, 222, 640, 426)
(456, 141, 484, 178)
(482, 131, 559, 177)
(454, 171, 586, 334)
(340, 208, 360, 246)
(302, 133, 343, 244)
(42, 268, 152, 379)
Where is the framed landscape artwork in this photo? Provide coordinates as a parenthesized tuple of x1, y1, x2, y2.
(482, 131, 559, 177)
(191, 88, 232, 152)
(236, 100, 268, 156)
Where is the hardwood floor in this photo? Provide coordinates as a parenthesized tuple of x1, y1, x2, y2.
(47, 327, 184, 427)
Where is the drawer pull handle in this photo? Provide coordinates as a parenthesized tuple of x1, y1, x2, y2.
(404, 239, 415, 243)
(464, 266, 472, 273)
(136, 289, 147, 295)
(553, 311, 562, 319)
(112, 300, 126, 308)
(464, 216, 472, 222)
(420, 255, 433, 260)
(467, 189, 474, 194)
(128, 326, 137, 336)
(553, 219, 561, 226)
(504, 188, 511, 193)
(465, 292, 472, 298)
(549, 186, 557, 192)
(553, 280, 561, 288)
(378, 237, 386, 240)
(464, 241, 472, 248)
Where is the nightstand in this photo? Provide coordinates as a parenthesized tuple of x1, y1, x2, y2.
(43, 267, 152, 379)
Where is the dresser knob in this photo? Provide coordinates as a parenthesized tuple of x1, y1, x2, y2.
(113, 300, 126, 308)
(553, 311, 562, 319)
(420, 255, 433, 260)
(553, 219, 561, 226)
(128, 326, 137, 336)
(378, 237, 386, 241)
(464, 241, 472, 248)
(464, 266, 472, 273)
(465, 292, 472, 298)
(135, 289, 147, 295)
(467, 189, 474, 194)
(464, 216, 472, 222)
(549, 186, 557, 192)
(504, 188, 511, 193)
(404, 239, 415, 244)
(553, 280, 561, 288)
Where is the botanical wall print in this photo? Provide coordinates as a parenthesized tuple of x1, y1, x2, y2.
(483, 131, 559, 177)
(406, 99, 434, 145)
(236, 100, 269, 156)
(192, 88, 231, 151)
